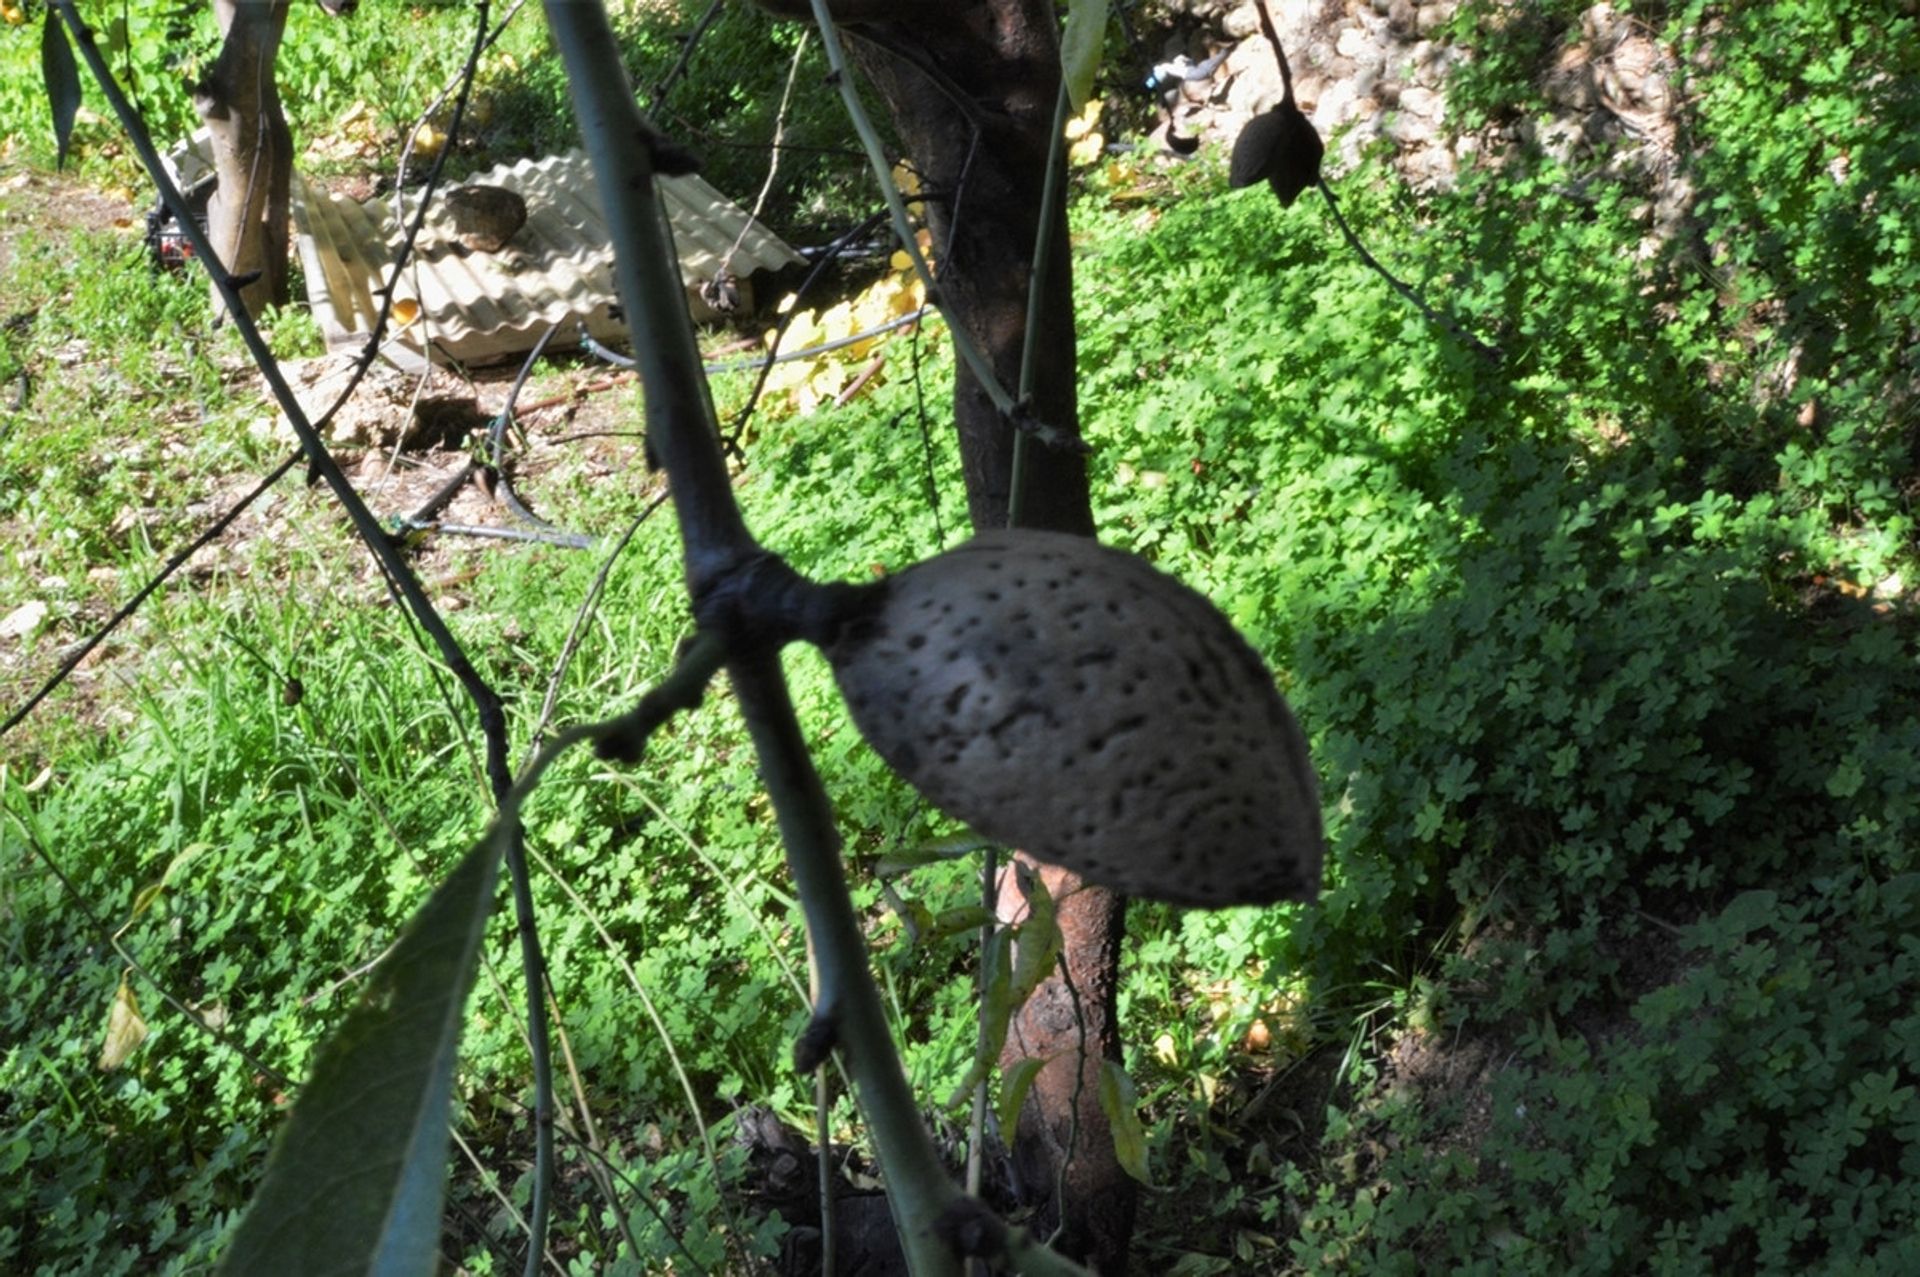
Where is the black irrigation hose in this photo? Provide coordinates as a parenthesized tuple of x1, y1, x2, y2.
(578, 306, 938, 380)
(482, 323, 597, 543)
(398, 323, 595, 550)
(575, 327, 636, 370)
(390, 517, 595, 550)
(405, 459, 479, 526)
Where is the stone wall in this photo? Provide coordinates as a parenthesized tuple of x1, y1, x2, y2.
(1146, 0, 1686, 214)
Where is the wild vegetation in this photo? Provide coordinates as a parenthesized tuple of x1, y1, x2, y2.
(3, 0, 1918, 1273)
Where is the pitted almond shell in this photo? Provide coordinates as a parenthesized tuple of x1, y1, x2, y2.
(826, 530, 1324, 908)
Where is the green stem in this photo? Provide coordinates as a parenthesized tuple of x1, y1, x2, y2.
(541, 4, 968, 1271)
(51, 8, 562, 1271)
(804, 0, 1018, 420)
(1009, 80, 1074, 531)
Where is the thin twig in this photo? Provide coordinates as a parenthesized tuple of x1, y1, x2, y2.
(45, 8, 569, 1271)
(804, 0, 1025, 425)
(648, 0, 727, 112)
(721, 208, 890, 453)
(1, 450, 301, 739)
(1318, 184, 1502, 363)
(520, 838, 748, 1252)
(720, 30, 810, 282)
(543, 978, 646, 1261)
(1252, 0, 1296, 104)
(543, 7, 972, 1268)
(523, 490, 672, 757)
(1044, 950, 1089, 1251)
(1008, 81, 1073, 530)
(448, 1126, 571, 1277)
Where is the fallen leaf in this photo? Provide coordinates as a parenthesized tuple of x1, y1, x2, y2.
(99, 975, 148, 1071)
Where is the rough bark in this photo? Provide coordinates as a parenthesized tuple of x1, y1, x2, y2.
(194, 0, 293, 319)
(843, 9, 1094, 538)
(994, 858, 1131, 1271)
(768, 2, 1134, 1269)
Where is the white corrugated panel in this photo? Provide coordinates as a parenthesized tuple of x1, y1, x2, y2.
(287, 149, 803, 368)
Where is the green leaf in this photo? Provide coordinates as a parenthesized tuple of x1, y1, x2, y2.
(120, 843, 208, 933)
(1098, 1059, 1151, 1186)
(1060, 0, 1109, 113)
(945, 927, 1014, 1108)
(927, 904, 992, 941)
(1006, 869, 1060, 1008)
(873, 833, 995, 876)
(217, 822, 507, 1276)
(996, 1053, 1049, 1138)
(42, 10, 81, 172)
(1718, 889, 1779, 939)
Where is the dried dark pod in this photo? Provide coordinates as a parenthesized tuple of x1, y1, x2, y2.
(826, 530, 1324, 908)
(1229, 100, 1324, 207)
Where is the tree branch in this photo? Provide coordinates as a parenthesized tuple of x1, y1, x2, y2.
(540, 4, 990, 1272)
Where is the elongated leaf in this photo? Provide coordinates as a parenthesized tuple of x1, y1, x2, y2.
(217, 825, 506, 1276)
(1098, 1060, 1151, 1186)
(946, 927, 1014, 1108)
(1006, 870, 1060, 1008)
(1060, 0, 1110, 113)
(996, 1053, 1049, 1138)
(41, 10, 80, 171)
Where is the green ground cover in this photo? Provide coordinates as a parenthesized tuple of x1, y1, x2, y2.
(3, 0, 1918, 1272)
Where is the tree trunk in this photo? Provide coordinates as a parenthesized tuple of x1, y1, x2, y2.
(837, 5, 1134, 1270)
(194, 0, 293, 319)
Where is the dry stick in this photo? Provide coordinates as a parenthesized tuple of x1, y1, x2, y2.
(274, 689, 603, 1272)
(804, 0, 1028, 431)
(1044, 949, 1090, 1251)
(1, 450, 301, 738)
(523, 490, 672, 754)
(648, 0, 727, 113)
(542, 977, 648, 1263)
(45, 8, 569, 1272)
(818, 1062, 837, 1277)
(907, 298, 948, 549)
(965, 75, 1073, 1244)
(515, 1096, 718, 1277)
(448, 1127, 572, 1277)
(718, 29, 810, 286)
(520, 839, 743, 1253)
(970, 71, 1073, 1225)
(719, 208, 890, 454)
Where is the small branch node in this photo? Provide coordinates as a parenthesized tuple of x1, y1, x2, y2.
(934, 1197, 1006, 1260)
(793, 1007, 839, 1074)
(1006, 399, 1091, 455)
(591, 631, 729, 763)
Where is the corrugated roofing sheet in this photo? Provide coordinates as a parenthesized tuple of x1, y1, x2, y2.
(285, 149, 803, 368)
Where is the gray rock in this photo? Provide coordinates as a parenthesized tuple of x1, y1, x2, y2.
(442, 184, 527, 253)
